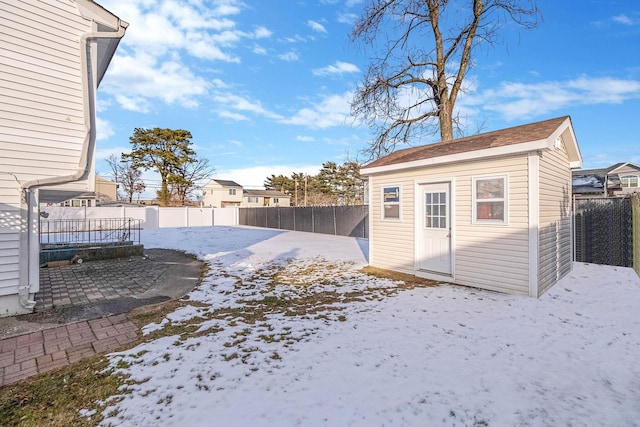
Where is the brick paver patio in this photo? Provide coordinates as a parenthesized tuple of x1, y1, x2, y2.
(0, 314, 137, 387)
(0, 249, 203, 388)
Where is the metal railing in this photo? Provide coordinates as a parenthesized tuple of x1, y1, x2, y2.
(40, 218, 142, 245)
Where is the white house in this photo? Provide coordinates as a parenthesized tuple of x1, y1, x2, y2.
(0, 0, 127, 316)
(202, 179, 244, 207)
(361, 116, 582, 297)
(242, 189, 291, 207)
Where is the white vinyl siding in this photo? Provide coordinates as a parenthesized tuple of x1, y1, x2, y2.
(0, 0, 100, 305)
(370, 154, 530, 295)
(538, 141, 573, 295)
(0, 207, 21, 295)
(0, 0, 87, 185)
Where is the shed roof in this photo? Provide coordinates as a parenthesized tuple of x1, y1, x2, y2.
(361, 116, 581, 174)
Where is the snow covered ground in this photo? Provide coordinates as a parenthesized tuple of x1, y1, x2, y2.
(98, 226, 640, 426)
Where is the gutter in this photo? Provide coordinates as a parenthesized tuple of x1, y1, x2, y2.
(17, 20, 127, 310)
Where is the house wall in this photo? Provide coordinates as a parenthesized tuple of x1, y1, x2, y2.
(242, 195, 291, 207)
(202, 184, 243, 207)
(369, 154, 531, 295)
(95, 176, 117, 202)
(612, 164, 640, 196)
(0, 0, 103, 315)
(537, 142, 573, 295)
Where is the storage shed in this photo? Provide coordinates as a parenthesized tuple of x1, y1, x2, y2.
(360, 116, 582, 297)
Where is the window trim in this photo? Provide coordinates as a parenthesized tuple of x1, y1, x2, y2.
(621, 175, 639, 188)
(229, 188, 237, 196)
(381, 184, 402, 221)
(472, 175, 509, 225)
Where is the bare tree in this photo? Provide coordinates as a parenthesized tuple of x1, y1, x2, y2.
(351, 0, 540, 158)
(106, 154, 146, 203)
(168, 157, 215, 206)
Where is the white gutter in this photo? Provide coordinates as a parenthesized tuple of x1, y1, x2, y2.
(17, 20, 127, 310)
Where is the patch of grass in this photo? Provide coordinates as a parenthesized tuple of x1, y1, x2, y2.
(0, 356, 128, 427)
(359, 266, 441, 289)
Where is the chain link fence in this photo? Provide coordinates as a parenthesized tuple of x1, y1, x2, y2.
(574, 197, 634, 267)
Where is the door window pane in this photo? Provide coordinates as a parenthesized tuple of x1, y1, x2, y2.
(425, 191, 447, 229)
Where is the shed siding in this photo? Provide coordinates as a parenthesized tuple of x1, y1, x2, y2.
(538, 143, 573, 295)
(370, 154, 531, 295)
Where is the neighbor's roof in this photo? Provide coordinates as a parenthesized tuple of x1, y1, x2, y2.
(210, 179, 242, 187)
(361, 116, 581, 174)
(243, 189, 289, 197)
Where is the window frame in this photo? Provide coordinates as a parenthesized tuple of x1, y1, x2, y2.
(381, 184, 402, 221)
(228, 188, 237, 196)
(472, 175, 508, 225)
(621, 175, 639, 188)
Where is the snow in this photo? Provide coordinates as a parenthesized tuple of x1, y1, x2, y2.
(99, 226, 640, 426)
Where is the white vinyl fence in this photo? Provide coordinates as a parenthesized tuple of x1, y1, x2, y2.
(40, 206, 239, 229)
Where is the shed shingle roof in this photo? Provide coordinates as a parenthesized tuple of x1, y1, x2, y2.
(363, 116, 570, 169)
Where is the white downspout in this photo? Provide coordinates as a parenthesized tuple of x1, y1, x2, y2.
(17, 21, 127, 310)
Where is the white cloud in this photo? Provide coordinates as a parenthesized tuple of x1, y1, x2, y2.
(612, 14, 634, 25)
(104, 53, 210, 111)
(253, 26, 272, 38)
(463, 76, 640, 121)
(95, 146, 131, 161)
(312, 61, 360, 76)
(337, 12, 358, 24)
(213, 93, 284, 120)
(282, 92, 352, 129)
(307, 20, 328, 33)
(217, 110, 250, 121)
(97, 0, 274, 112)
(296, 135, 315, 142)
(96, 116, 115, 141)
(253, 45, 268, 55)
(278, 50, 300, 61)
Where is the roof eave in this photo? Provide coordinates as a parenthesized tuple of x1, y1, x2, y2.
(361, 117, 583, 175)
(361, 139, 550, 175)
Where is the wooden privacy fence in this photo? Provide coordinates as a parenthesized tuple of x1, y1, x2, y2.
(239, 205, 368, 238)
(573, 195, 639, 271)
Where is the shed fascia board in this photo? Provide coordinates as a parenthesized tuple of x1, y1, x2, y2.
(361, 139, 551, 175)
(548, 117, 582, 169)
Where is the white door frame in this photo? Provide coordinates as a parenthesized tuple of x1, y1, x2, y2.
(414, 179, 455, 280)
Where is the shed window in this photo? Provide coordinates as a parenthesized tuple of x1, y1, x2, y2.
(621, 175, 638, 188)
(473, 176, 507, 224)
(382, 186, 400, 220)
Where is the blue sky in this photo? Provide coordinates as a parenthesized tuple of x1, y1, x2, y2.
(95, 0, 640, 195)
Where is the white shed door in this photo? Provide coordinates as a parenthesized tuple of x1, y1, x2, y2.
(418, 182, 452, 274)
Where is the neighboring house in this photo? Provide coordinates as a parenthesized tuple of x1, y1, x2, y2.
(361, 116, 582, 297)
(202, 179, 243, 207)
(572, 162, 640, 198)
(52, 175, 117, 207)
(0, 0, 127, 316)
(242, 189, 291, 207)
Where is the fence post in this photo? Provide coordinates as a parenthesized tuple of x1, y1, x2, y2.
(633, 196, 637, 274)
